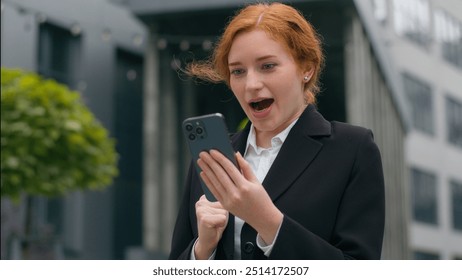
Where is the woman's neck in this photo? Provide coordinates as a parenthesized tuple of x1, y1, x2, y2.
(254, 105, 306, 148)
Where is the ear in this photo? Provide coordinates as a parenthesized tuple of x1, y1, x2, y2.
(303, 67, 315, 82)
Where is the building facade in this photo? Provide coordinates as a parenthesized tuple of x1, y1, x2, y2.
(1, 0, 147, 259)
(368, 0, 462, 259)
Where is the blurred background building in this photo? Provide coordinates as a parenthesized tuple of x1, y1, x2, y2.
(1, 0, 147, 260)
(1, 0, 461, 260)
(368, 0, 462, 260)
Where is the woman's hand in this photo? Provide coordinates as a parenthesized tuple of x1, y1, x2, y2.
(197, 150, 283, 245)
(194, 195, 228, 259)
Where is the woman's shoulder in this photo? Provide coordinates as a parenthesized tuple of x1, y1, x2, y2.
(330, 121, 372, 138)
(328, 121, 376, 149)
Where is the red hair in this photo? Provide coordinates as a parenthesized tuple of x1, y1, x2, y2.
(187, 3, 324, 104)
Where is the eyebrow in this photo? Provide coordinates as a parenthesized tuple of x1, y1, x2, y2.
(228, 55, 277, 67)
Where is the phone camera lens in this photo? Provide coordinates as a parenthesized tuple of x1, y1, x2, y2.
(185, 124, 193, 131)
(188, 133, 196, 141)
(196, 127, 204, 135)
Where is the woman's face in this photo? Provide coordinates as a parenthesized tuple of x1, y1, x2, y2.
(228, 29, 309, 140)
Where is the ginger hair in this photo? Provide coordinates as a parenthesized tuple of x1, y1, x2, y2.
(187, 2, 324, 104)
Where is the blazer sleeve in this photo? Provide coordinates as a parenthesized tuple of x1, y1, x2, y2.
(168, 163, 197, 260)
(269, 130, 385, 259)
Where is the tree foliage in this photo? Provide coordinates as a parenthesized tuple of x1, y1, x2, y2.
(1, 68, 118, 200)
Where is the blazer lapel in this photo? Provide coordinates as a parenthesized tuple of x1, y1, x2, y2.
(262, 105, 331, 201)
(230, 106, 331, 202)
(225, 106, 331, 257)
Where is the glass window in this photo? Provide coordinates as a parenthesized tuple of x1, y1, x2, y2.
(393, 0, 431, 48)
(402, 73, 434, 135)
(411, 168, 438, 225)
(413, 250, 440, 260)
(434, 9, 462, 69)
(38, 22, 81, 88)
(446, 96, 462, 148)
(451, 180, 462, 230)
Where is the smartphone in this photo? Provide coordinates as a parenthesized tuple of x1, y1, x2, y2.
(182, 113, 237, 201)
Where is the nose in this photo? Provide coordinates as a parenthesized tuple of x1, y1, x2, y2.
(245, 70, 263, 92)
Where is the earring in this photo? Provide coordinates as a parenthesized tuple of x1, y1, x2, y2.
(303, 76, 309, 82)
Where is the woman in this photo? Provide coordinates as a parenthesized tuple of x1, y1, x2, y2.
(169, 2, 385, 260)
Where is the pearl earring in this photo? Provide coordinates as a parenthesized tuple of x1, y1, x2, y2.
(303, 76, 309, 82)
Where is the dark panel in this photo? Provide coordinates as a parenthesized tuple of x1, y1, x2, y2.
(113, 49, 144, 259)
(37, 22, 81, 88)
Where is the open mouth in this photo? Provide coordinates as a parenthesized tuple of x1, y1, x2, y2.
(250, 98, 274, 112)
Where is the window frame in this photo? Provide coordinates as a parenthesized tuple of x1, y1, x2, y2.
(410, 167, 438, 225)
(402, 72, 435, 136)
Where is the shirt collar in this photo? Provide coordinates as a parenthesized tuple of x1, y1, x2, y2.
(245, 118, 299, 156)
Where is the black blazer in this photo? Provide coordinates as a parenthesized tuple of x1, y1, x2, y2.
(169, 105, 385, 260)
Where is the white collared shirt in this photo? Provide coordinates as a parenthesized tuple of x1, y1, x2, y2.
(234, 119, 298, 259)
(192, 119, 298, 260)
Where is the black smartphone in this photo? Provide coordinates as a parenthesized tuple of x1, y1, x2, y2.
(182, 113, 237, 201)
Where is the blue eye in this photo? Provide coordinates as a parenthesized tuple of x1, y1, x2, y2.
(262, 63, 276, 70)
(230, 69, 245, 75)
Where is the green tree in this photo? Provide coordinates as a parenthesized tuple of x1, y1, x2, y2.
(1, 67, 118, 201)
